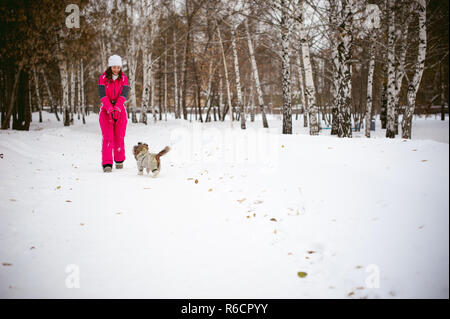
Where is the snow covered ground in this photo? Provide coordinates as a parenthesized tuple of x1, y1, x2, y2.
(0, 112, 448, 298)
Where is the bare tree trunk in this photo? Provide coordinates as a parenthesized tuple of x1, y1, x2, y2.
(336, 0, 354, 138)
(70, 61, 75, 124)
(1, 62, 24, 129)
(245, 19, 268, 128)
(386, 0, 396, 138)
(281, 0, 292, 134)
(298, 0, 319, 135)
(219, 74, 224, 120)
(41, 68, 60, 121)
(126, 0, 139, 123)
(32, 64, 43, 123)
(249, 82, 255, 122)
(80, 59, 86, 124)
(295, 54, 307, 127)
(393, 4, 414, 135)
(141, 41, 152, 124)
(77, 61, 81, 120)
(164, 36, 168, 121)
(149, 66, 155, 122)
(58, 59, 70, 126)
(173, 9, 179, 119)
(216, 19, 233, 126)
(365, 33, 376, 138)
(329, 0, 339, 135)
(205, 59, 214, 122)
(401, 0, 427, 139)
(231, 26, 246, 129)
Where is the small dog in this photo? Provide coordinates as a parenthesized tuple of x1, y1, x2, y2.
(133, 142, 170, 177)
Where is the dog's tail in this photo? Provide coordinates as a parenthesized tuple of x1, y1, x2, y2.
(156, 146, 170, 159)
(155, 146, 170, 170)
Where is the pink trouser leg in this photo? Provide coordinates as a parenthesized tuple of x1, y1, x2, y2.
(113, 109, 127, 162)
(99, 110, 114, 166)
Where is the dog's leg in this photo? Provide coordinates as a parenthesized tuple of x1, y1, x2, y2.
(146, 167, 150, 175)
(152, 169, 160, 178)
(138, 162, 144, 175)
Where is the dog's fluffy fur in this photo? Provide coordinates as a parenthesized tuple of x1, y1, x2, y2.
(133, 142, 170, 177)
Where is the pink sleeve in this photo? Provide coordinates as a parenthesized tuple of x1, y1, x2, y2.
(98, 75, 113, 113)
(116, 75, 130, 108)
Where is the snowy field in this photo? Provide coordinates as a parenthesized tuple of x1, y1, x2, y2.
(0, 111, 448, 299)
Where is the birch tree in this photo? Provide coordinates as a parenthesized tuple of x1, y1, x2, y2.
(230, 26, 246, 129)
(336, 0, 354, 138)
(329, 0, 340, 135)
(245, 18, 268, 128)
(280, 0, 292, 134)
(385, 0, 397, 138)
(363, 4, 381, 138)
(401, 0, 427, 139)
(216, 18, 234, 125)
(141, 1, 159, 124)
(32, 65, 43, 123)
(126, 0, 140, 123)
(296, 0, 319, 135)
(70, 61, 76, 124)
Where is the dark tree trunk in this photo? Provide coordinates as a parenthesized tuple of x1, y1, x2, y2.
(12, 68, 31, 130)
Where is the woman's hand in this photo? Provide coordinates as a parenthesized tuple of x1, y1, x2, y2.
(111, 109, 120, 123)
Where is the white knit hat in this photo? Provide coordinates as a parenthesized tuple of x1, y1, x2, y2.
(108, 55, 122, 67)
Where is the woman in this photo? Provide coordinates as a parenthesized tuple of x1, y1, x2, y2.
(98, 55, 130, 172)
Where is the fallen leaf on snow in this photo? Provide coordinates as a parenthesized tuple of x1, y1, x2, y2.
(297, 271, 307, 278)
(237, 198, 246, 203)
(270, 218, 277, 222)
(2, 263, 12, 266)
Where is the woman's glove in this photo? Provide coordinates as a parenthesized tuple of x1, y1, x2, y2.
(111, 109, 120, 123)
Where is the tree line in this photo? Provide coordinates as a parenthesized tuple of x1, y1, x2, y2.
(0, 0, 448, 138)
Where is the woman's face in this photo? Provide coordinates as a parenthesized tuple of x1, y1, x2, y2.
(111, 66, 121, 75)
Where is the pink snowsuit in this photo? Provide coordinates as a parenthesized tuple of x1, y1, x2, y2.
(98, 72, 130, 167)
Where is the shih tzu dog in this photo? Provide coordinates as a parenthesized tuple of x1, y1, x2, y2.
(133, 142, 170, 177)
